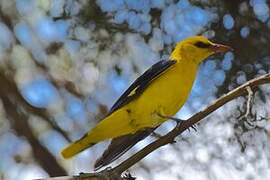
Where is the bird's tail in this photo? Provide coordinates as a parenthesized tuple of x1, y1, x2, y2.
(61, 132, 97, 159)
(61, 108, 134, 159)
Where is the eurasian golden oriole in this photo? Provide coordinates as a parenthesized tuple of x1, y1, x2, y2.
(61, 36, 232, 169)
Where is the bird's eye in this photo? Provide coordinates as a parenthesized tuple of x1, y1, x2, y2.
(194, 41, 211, 48)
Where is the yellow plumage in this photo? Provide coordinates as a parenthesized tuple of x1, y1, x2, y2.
(61, 36, 231, 159)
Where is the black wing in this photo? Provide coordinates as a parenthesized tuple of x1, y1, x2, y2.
(108, 60, 176, 115)
(95, 60, 176, 169)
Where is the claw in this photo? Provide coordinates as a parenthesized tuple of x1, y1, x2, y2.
(171, 117, 184, 124)
(157, 113, 197, 132)
(191, 124, 197, 132)
(79, 172, 93, 177)
(187, 124, 197, 132)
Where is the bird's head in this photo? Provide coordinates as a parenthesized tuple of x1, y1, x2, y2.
(170, 36, 232, 64)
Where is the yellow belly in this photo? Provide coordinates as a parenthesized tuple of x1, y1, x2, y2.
(124, 60, 198, 129)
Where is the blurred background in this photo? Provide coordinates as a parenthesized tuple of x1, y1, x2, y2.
(0, 0, 270, 179)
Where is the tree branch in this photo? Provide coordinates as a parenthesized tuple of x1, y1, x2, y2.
(40, 73, 270, 179)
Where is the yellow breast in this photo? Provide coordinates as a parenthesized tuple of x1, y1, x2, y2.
(125, 59, 198, 129)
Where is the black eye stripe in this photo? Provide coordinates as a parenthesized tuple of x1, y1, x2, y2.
(194, 41, 211, 48)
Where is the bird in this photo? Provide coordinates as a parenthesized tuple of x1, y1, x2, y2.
(61, 36, 232, 169)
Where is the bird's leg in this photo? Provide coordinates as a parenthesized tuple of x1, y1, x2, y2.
(157, 113, 197, 132)
(157, 113, 184, 124)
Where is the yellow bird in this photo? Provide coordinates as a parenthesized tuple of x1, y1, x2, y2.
(61, 36, 232, 168)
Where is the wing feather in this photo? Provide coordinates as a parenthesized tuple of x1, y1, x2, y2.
(95, 60, 176, 169)
(108, 60, 176, 114)
(94, 128, 156, 169)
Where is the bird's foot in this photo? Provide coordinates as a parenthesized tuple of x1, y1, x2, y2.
(188, 124, 197, 132)
(157, 113, 197, 132)
(79, 172, 94, 177)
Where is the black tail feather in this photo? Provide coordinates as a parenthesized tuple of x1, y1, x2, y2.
(94, 128, 155, 170)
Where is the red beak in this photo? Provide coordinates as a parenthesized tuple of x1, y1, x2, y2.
(210, 43, 233, 53)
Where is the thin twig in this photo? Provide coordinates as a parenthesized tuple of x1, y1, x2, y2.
(244, 86, 253, 118)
